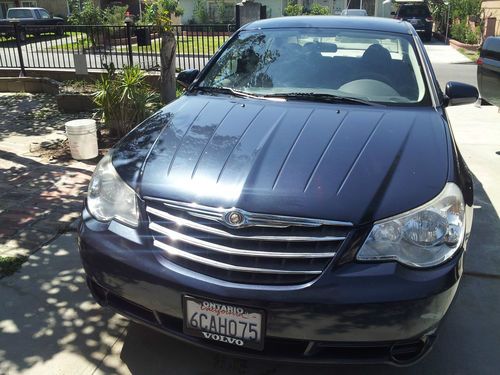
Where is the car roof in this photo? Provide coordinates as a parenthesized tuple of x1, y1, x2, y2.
(8, 7, 45, 10)
(243, 16, 413, 35)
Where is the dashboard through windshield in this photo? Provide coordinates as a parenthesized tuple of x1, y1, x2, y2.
(198, 28, 430, 106)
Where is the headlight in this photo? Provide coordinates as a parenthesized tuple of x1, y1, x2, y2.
(87, 154, 139, 227)
(357, 183, 465, 268)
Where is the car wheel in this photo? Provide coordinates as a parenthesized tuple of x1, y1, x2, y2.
(424, 33, 432, 42)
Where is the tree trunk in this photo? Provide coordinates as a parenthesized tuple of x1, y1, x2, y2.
(160, 30, 177, 104)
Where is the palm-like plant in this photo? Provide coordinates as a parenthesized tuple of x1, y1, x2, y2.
(94, 64, 161, 137)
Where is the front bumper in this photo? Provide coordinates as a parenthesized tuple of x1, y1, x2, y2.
(78, 209, 463, 366)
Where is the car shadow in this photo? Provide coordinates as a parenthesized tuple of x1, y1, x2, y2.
(116, 174, 500, 374)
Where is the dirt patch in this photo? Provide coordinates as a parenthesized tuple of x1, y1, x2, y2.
(30, 127, 119, 164)
(60, 80, 97, 95)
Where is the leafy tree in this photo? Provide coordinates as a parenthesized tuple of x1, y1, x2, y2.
(68, 0, 106, 25)
(142, 0, 184, 29)
(430, 0, 482, 36)
(142, 0, 184, 103)
(193, 0, 209, 24)
(215, 0, 226, 23)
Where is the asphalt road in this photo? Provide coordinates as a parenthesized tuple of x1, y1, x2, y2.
(432, 62, 478, 92)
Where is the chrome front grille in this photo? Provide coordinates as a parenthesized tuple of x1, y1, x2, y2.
(145, 199, 352, 286)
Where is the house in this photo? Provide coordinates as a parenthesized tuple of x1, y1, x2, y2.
(177, 0, 391, 24)
(482, 0, 500, 36)
(0, 0, 70, 19)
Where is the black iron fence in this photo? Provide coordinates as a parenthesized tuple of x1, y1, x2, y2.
(0, 23, 236, 73)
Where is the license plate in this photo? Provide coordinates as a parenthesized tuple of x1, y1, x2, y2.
(183, 296, 264, 350)
(410, 19, 418, 25)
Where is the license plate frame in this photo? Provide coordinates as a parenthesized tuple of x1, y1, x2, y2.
(182, 295, 265, 351)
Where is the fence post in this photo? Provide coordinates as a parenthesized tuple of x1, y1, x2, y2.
(125, 16, 134, 66)
(10, 19, 26, 77)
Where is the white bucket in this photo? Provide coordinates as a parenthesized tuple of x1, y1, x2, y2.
(65, 119, 98, 160)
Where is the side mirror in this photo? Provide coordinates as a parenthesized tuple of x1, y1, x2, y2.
(444, 81, 479, 106)
(177, 69, 199, 88)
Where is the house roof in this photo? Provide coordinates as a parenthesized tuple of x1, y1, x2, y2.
(243, 16, 414, 35)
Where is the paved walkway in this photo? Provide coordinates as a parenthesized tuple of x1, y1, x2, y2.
(424, 40, 471, 64)
(0, 93, 96, 260)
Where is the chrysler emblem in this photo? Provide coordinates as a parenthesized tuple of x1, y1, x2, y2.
(225, 210, 245, 227)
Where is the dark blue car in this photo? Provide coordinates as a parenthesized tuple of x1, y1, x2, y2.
(78, 16, 479, 366)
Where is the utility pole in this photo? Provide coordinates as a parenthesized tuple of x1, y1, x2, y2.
(444, 2, 451, 43)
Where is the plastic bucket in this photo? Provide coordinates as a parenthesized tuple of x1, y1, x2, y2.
(65, 119, 98, 160)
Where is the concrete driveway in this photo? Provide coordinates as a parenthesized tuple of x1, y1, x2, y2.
(1, 44, 499, 375)
(425, 39, 478, 91)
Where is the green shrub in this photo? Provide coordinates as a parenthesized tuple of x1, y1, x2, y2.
(284, 2, 304, 16)
(309, 3, 329, 15)
(105, 5, 129, 26)
(451, 22, 467, 42)
(464, 27, 480, 44)
(94, 64, 161, 137)
(284, 2, 330, 16)
(451, 21, 479, 44)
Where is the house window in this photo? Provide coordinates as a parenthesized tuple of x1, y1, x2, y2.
(21, 1, 37, 6)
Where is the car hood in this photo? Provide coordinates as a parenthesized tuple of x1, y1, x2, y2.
(113, 95, 449, 225)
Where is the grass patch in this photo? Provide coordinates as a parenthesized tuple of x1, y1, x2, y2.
(120, 35, 227, 55)
(43, 32, 92, 51)
(49, 34, 228, 55)
(458, 47, 480, 62)
(0, 256, 28, 277)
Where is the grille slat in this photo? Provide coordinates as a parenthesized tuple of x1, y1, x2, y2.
(154, 240, 322, 274)
(146, 206, 347, 242)
(146, 200, 351, 286)
(149, 222, 337, 258)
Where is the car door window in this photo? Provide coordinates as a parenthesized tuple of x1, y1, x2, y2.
(8, 9, 32, 18)
(38, 9, 51, 19)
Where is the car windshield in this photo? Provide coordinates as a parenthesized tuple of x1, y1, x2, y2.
(399, 6, 430, 17)
(198, 28, 430, 105)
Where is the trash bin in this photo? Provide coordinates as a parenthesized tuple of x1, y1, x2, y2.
(136, 28, 151, 46)
(65, 119, 98, 160)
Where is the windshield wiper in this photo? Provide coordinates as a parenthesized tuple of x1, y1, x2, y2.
(193, 86, 260, 99)
(263, 93, 383, 107)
